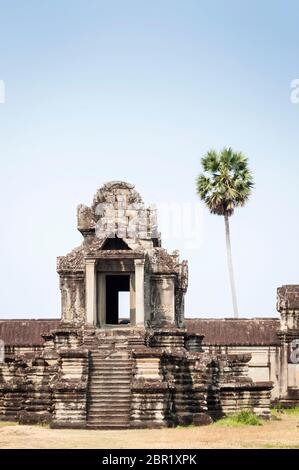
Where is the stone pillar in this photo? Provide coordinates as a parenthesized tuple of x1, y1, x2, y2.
(151, 274, 176, 326)
(85, 259, 96, 325)
(134, 259, 145, 327)
(130, 273, 136, 326)
(59, 273, 85, 323)
(280, 338, 289, 398)
(97, 273, 106, 327)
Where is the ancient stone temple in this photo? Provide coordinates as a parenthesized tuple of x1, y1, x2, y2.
(1, 181, 297, 429)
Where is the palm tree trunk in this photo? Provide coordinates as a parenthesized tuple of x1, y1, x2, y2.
(224, 214, 239, 318)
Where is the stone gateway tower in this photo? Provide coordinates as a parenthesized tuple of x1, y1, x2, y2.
(0, 182, 273, 429)
(57, 181, 188, 329)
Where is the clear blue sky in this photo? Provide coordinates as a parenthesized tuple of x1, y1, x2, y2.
(0, 0, 298, 319)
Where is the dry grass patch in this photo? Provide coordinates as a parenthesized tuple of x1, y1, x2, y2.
(0, 412, 298, 449)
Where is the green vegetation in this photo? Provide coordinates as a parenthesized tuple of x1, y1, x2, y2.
(214, 411, 262, 427)
(261, 443, 299, 449)
(0, 421, 17, 428)
(271, 404, 299, 417)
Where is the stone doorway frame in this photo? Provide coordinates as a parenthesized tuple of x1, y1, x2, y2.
(85, 253, 145, 328)
(97, 272, 135, 327)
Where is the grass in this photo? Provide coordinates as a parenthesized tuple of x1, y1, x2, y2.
(0, 421, 17, 428)
(262, 443, 299, 449)
(271, 404, 299, 418)
(214, 411, 262, 427)
(0, 412, 298, 448)
(283, 405, 299, 415)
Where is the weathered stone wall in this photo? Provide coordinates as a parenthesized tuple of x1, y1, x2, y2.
(131, 347, 171, 428)
(0, 325, 274, 428)
(51, 348, 88, 428)
(202, 345, 280, 400)
(160, 351, 212, 426)
(0, 355, 57, 424)
(277, 285, 299, 404)
(130, 329, 272, 428)
(207, 353, 272, 419)
(0, 327, 89, 427)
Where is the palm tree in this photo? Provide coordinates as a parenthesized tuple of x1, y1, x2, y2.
(196, 147, 254, 318)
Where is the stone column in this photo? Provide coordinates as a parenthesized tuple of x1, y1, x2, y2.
(134, 259, 145, 327)
(97, 273, 106, 327)
(85, 259, 96, 325)
(151, 274, 176, 326)
(130, 273, 136, 326)
(277, 332, 289, 399)
(60, 273, 85, 323)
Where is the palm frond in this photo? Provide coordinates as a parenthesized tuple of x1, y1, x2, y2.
(196, 147, 254, 216)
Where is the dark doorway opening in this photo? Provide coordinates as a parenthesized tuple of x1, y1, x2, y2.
(105, 275, 130, 325)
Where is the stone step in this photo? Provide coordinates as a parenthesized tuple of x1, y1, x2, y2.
(89, 381, 131, 386)
(91, 364, 131, 368)
(88, 413, 129, 424)
(88, 404, 131, 410)
(89, 383, 131, 387)
(89, 386, 131, 390)
(91, 359, 132, 363)
(88, 388, 131, 393)
(90, 381, 131, 385)
(90, 366, 132, 370)
(90, 367, 132, 377)
(89, 374, 131, 379)
(89, 392, 131, 397)
(88, 396, 131, 402)
(90, 375, 132, 380)
(88, 398, 130, 403)
(87, 421, 130, 427)
(91, 361, 132, 365)
(88, 406, 130, 411)
(90, 360, 131, 365)
(88, 408, 131, 414)
(91, 351, 131, 355)
(90, 382, 131, 387)
(87, 339, 132, 428)
(90, 373, 131, 377)
(89, 352, 133, 357)
(92, 358, 131, 361)
(88, 408, 130, 420)
(91, 366, 131, 370)
(89, 390, 131, 395)
(88, 345, 127, 348)
(86, 424, 130, 430)
(87, 413, 130, 419)
(88, 401, 130, 405)
(88, 393, 131, 398)
(89, 386, 131, 391)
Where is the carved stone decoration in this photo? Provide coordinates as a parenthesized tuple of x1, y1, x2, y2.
(150, 275, 176, 326)
(57, 181, 188, 328)
(59, 274, 85, 323)
(277, 285, 299, 331)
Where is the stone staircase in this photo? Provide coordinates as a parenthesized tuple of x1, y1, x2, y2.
(85, 329, 145, 429)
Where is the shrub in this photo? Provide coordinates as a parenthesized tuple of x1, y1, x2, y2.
(215, 411, 262, 426)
